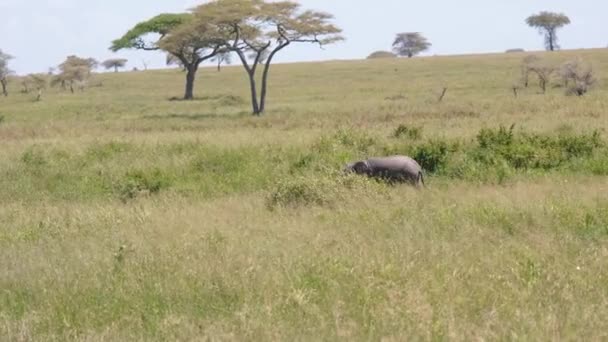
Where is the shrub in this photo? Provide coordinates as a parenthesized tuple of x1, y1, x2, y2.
(561, 58, 596, 96)
(472, 126, 603, 170)
(477, 124, 515, 149)
(412, 140, 457, 173)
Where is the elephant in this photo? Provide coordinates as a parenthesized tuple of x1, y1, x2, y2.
(344, 155, 425, 187)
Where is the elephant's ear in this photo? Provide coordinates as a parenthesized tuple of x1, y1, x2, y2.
(353, 161, 369, 174)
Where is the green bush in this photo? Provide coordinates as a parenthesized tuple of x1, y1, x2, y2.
(472, 126, 603, 171)
(476, 124, 515, 149)
(412, 140, 457, 173)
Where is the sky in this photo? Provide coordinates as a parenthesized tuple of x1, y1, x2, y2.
(1, 0, 607, 75)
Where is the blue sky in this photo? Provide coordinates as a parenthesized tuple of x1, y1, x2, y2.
(1, 0, 606, 74)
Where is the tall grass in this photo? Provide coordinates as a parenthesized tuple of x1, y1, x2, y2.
(1, 49, 608, 340)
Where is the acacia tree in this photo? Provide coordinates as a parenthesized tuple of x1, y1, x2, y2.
(521, 55, 540, 87)
(526, 12, 571, 51)
(111, 13, 222, 100)
(0, 50, 13, 96)
(52, 56, 96, 93)
(27, 74, 47, 101)
(102, 58, 128, 72)
(192, 0, 343, 115)
(392, 32, 431, 58)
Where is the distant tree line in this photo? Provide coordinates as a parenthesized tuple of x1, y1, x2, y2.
(366, 11, 572, 60)
(0, 7, 586, 107)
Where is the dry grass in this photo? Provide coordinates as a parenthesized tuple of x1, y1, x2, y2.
(1, 48, 608, 340)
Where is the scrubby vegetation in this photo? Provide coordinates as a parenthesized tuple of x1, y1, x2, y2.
(1, 49, 608, 340)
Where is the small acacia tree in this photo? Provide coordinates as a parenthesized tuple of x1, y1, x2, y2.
(561, 58, 596, 96)
(192, 0, 343, 115)
(52, 56, 97, 93)
(528, 64, 555, 94)
(526, 12, 571, 51)
(111, 13, 223, 100)
(102, 58, 128, 72)
(521, 55, 540, 87)
(0, 50, 13, 96)
(27, 74, 47, 101)
(392, 32, 431, 58)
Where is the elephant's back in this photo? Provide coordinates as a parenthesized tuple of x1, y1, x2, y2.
(368, 155, 421, 172)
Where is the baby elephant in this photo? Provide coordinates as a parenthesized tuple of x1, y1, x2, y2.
(344, 155, 425, 187)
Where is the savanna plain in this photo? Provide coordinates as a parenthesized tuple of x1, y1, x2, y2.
(1, 49, 608, 340)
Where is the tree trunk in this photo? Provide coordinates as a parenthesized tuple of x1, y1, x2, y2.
(548, 31, 555, 51)
(184, 65, 197, 100)
(247, 71, 260, 115)
(1, 80, 7, 96)
(114, 66, 118, 73)
(540, 79, 546, 94)
(258, 43, 289, 115)
(217, 60, 221, 72)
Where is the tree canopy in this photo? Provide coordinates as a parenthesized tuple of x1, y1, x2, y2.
(110, 14, 192, 51)
(190, 0, 343, 114)
(526, 12, 571, 51)
(102, 58, 128, 72)
(392, 32, 431, 58)
(111, 13, 223, 99)
(52, 55, 97, 93)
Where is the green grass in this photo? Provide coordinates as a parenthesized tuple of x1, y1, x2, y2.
(1, 49, 608, 340)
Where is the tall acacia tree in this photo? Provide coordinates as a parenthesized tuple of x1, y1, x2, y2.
(0, 50, 13, 96)
(526, 12, 571, 51)
(192, 0, 343, 115)
(111, 14, 222, 100)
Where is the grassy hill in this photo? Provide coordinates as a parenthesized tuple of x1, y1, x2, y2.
(1, 49, 608, 340)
